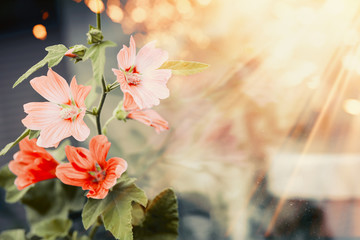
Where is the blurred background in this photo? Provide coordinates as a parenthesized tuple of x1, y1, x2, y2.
(2, 0, 360, 239)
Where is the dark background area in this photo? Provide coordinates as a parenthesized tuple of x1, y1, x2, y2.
(0, 0, 69, 232)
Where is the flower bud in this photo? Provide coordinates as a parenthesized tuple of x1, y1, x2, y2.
(113, 101, 128, 121)
(87, 28, 103, 44)
(71, 44, 87, 57)
(65, 49, 77, 58)
(115, 109, 128, 120)
(65, 45, 87, 59)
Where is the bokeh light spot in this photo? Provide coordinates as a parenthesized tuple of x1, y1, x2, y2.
(131, 7, 147, 23)
(344, 99, 360, 115)
(85, 0, 105, 13)
(107, 5, 123, 23)
(32, 24, 47, 40)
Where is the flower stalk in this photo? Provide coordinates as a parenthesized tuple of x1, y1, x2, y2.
(96, 77, 108, 134)
(97, 13, 101, 30)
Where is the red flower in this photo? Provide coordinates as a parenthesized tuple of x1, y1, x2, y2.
(55, 135, 127, 199)
(8, 137, 59, 190)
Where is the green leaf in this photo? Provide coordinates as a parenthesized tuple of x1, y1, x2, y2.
(133, 188, 179, 240)
(82, 174, 147, 240)
(29, 130, 40, 140)
(159, 60, 209, 75)
(0, 229, 26, 240)
(0, 129, 30, 156)
(0, 165, 31, 203)
(30, 218, 72, 240)
(72, 231, 90, 240)
(13, 44, 68, 88)
(22, 180, 85, 225)
(71, 231, 91, 240)
(131, 203, 145, 226)
(82, 41, 116, 84)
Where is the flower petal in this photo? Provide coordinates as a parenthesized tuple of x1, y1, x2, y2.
(18, 137, 48, 155)
(86, 187, 108, 199)
(9, 137, 59, 190)
(56, 163, 91, 187)
(123, 92, 139, 111)
(113, 69, 143, 109)
(70, 76, 92, 108)
(102, 157, 127, 189)
(89, 135, 110, 168)
(30, 69, 71, 104)
(65, 145, 93, 171)
(128, 84, 160, 109)
(115, 69, 170, 109)
(141, 69, 171, 99)
(135, 41, 169, 73)
(36, 120, 72, 148)
(128, 109, 169, 133)
(22, 102, 61, 130)
(117, 35, 136, 71)
(12, 173, 33, 190)
(71, 113, 90, 142)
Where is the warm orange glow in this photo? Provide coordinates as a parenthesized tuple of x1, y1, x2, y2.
(131, 7, 147, 23)
(73, 0, 82, 2)
(105, 1, 360, 238)
(306, 75, 321, 89)
(42, 11, 49, 20)
(107, 5, 123, 23)
(85, 0, 105, 13)
(32, 24, 47, 40)
(189, 30, 210, 49)
(176, 0, 192, 14)
(196, 0, 212, 6)
(156, 2, 175, 19)
(344, 99, 360, 115)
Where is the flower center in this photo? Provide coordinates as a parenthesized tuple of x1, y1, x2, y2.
(88, 163, 106, 182)
(60, 105, 81, 121)
(126, 72, 141, 86)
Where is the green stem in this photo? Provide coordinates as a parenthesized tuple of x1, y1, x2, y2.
(96, 13, 101, 30)
(103, 115, 116, 131)
(86, 110, 95, 115)
(96, 77, 108, 135)
(108, 81, 120, 91)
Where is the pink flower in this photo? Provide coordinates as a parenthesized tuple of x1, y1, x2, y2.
(22, 69, 91, 148)
(8, 137, 59, 190)
(127, 109, 169, 133)
(112, 36, 172, 110)
(55, 135, 128, 199)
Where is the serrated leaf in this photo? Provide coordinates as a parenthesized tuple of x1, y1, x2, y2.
(82, 174, 147, 240)
(0, 165, 31, 203)
(159, 60, 209, 75)
(0, 129, 30, 156)
(29, 130, 40, 140)
(13, 44, 68, 88)
(30, 218, 72, 240)
(133, 188, 179, 240)
(0, 229, 26, 240)
(83, 40, 116, 84)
